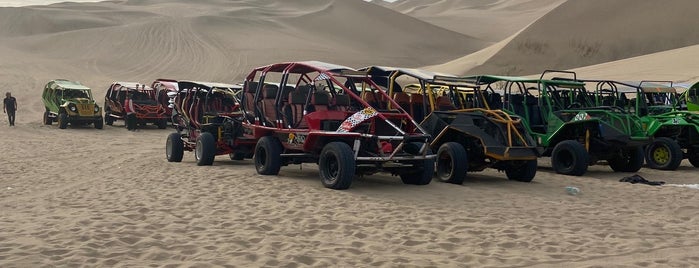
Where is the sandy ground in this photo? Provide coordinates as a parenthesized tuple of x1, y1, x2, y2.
(1, 0, 699, 267)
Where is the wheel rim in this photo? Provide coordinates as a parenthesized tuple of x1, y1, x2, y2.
(437, 150, 454, 179)
(166, 138, 173, 158)
(651, 145, 670, 164)
(195, 140, 203, 160)
(322, 152, 339, 184)
(557, 149, 574, 170)
(255, 146, 267, 168)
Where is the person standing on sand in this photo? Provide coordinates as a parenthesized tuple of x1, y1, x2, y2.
(3, 92, 17, 126)
(124, 92, 137, 131)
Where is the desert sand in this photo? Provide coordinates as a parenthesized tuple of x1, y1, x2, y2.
(1, 0, 698, 267)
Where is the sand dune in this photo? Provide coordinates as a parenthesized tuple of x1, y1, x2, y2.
(2, 0, 699, 267)
(429, 0, 699, 77)
(376, 0, 566, 43)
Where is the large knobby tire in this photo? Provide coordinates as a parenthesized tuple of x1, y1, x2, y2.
(166, 132, 184, 162)
(688, 148, 699, 168)
(551, 140, 589, 176)
(319, 142, 356, 190)
(645, 137, 683, 170)
(94, 117, 103, 129)
(43, 110, 52, 125)
(400, 147, 435, 185)
(435, 142, 468, 184)
(105, 111, 114, 126)
(609, 146, 644, 172)
(505, 159, 538, 182)
(195, 132, 216, 166)
(254, 136, 283, 175)
(58, 112, 69, 129)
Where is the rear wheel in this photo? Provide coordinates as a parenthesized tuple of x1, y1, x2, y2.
(688, 148, 699, 167)
(645, 137, 683, 170)
(551, 140, 588, 176)
(254, 136, 282, 175)
(400, 146, 434, 185)
(195, 132, 216, 166)
(166, 132, 184, 162)
(505, 159, 537, 182)
(435, 142, 467, 184)
(43, 110, 52, 125)
(58, 112, 68, 129)
(609, 146, 644, 172)
(319, 142, 356, 190)
(157, 119, 168, 129)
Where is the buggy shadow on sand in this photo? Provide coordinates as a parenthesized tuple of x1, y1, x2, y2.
(362, 66, 539, 184)
(165, 81, 256, 165)
(242, 61, 436, 190)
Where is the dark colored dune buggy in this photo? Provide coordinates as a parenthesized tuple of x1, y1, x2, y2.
(362, 66, 539, 184)
(104, 82, 169, 129)
(242, 61, 436, 190)
(165, 81, 256, 165)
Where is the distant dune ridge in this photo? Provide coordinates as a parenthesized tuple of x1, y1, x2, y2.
(2, 0, 699, 267)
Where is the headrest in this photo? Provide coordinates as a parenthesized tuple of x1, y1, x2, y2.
(281, 86, 294, 100)
(393, 92, 410, 104)
(312, 92, 329, 105)
(335, 94, 350, 106)
(410, 93, 423, 103)
(290, 90, 308, 104)
(263, 84, 278, 99)
(246, 81, 258, 93)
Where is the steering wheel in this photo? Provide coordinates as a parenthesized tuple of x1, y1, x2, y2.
(566, 102, 582, 109)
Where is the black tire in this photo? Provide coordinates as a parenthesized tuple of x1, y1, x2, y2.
(609, 146, 644, 172)
(551, 140, 588, 176)
(105, 111, 113, 125)
(505, 159, 537, 182)
(435, 142, 467, 184)
(400, 147, 435, 185)
(166, 132, 184, 162)
(645, 137, 683, 170)
(254, 136, 283, 175)
(195, 132, 216, 166)
(43, 110, 52, 125)
(157, 119, 168, 129)
(94, 117, 103, 129)
(58, 112, 69, 129)
(229, 152, 246, 160)
(319, 142, 356, 190)
(688, 148, 699, 168)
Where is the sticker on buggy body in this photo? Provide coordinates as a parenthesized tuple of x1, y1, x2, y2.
(337, 107, 379, 132)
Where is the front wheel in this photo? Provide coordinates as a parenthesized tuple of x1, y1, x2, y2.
(43, 110, 52, 125)
(94, 117, 103, 129)
(609, 146, 644, 172)
(105, 111, 114, 125)
(551, 140, 588, 176)
(319, 142, 356, 190)
(505, 159, 537, 182)
(166, 132, 184, 162)
(58, 112, 69, 129)
(195, 132, 216, 166)
(435, 142, 467, 184)
(254, 136, 282, 175)
(645, 137, 683, 170)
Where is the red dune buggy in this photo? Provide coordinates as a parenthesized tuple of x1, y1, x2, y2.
(104, 82, 169, 129)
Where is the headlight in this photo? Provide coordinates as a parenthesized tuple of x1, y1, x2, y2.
(69, 105, 77, 112)
(94, 105, 100, 112)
